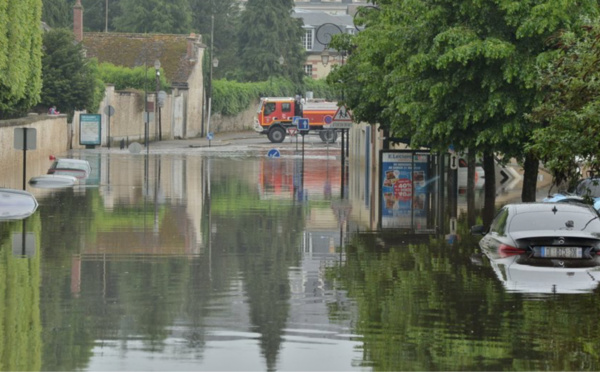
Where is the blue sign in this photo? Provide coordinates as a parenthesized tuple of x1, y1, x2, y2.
(297, 118, 309, 131)
(267, 149, 281, 158)
(292, 116, 301, 125)
(207, 132, 214, 141)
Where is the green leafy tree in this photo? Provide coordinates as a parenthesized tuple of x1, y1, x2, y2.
(189, 0, 240, 79)
(529, 19, 600, 189)
(114, 0, 191, 34)
(40, 29, 103, 119)
(238, 0, 305, 83)
(0, 0, 43, 118)
(82, 0, 123, 32)
(330, 0, 598, 221)
(42, 0, 71, 28)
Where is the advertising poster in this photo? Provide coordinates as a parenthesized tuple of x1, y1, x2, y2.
(80, 114, 102, 146)
(380, 150, 430, 229)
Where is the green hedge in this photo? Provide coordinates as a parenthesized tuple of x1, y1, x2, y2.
(98, 63, 169, 92)
(98, 62, 340, 117)
(211, 77, 340, 117)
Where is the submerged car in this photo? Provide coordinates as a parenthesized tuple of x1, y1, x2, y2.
(472, 203, 600, 264)
(481, 252, 600, 294)
(47, 157, 91, 179)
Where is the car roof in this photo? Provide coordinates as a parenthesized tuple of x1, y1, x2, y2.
(507, 202, 597, 215)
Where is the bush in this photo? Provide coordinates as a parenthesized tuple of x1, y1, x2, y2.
(211, 77, 339, 117)
(98, 63, 170, 92)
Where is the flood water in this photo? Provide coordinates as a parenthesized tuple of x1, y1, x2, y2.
(2, 142, 600, 371)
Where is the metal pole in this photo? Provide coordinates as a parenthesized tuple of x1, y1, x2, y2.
(145, 63, 149, 152)
(105, 0, 108, 32)
(22, 129, 27, 190)
(341, 129, 345, 198)
(207, 14, 214, 138)
(155, 70, 159, 140)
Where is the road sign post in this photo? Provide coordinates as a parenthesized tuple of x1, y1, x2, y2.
(14, 128, 37, 190)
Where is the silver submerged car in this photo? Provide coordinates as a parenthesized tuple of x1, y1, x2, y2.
(472, 203, 600, 266)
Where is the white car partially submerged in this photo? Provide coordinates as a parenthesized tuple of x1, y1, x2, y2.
(46, 158, 91, 179)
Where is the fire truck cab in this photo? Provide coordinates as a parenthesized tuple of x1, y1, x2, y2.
(253, 97, 338, 143)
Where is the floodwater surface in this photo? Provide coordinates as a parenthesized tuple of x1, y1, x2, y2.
(1, 144, 600, 371)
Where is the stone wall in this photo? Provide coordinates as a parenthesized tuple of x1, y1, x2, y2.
(207, 100, 259, 133)
(0, 114, 68, 189)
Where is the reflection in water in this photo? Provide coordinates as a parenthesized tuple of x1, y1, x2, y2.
(2, 148, 600, 371)
(0, 219, 42, 371)
(333, 232, 600, 370)
(29, 151, 361, 371)
(479, 252, 600, 295)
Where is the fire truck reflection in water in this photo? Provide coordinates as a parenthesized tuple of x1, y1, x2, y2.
(258, 156, 341, 200)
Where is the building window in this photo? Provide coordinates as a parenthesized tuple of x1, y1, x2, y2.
(304, 64, 313, 77)
(302, 28, 314, 50)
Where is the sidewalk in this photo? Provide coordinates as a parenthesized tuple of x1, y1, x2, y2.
(148, 130, 258, 149)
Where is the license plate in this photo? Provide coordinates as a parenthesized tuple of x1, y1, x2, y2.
(540, 246, 582, 258)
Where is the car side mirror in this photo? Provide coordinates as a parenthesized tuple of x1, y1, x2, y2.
(470, 225, 486, 235)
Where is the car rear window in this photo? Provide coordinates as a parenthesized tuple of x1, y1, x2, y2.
(509, 211, 600, 232)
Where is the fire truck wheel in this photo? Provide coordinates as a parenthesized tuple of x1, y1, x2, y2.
(319, 129, 337, 143)
(268, 126, 286, 143)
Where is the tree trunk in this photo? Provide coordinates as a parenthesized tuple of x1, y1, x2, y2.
(467, 151, 476, 227)
(521, 152, 539, 202)
(482, 151, 496, 228)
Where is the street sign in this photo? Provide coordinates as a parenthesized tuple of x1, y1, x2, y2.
(297, 118, 309, 131)
(325, 105, 353, 129)
(287, 127, 298, 136)
(333, 105, 352, 123)
(104, 105, 115, 117)
(267, 149, 281, 158)
(14, 128, 37, 150)
(292, 116, 301, 125)
(207, 132, 214, 141)
(325, 122, 353, 129)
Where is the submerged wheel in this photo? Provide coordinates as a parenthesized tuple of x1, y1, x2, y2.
(268, 126, 286, 143)
(319, 129, 338, 143)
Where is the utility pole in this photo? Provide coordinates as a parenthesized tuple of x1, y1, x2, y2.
(105, 0, 108, 32)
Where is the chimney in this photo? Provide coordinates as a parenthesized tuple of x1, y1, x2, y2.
(73, 0, 83, 42)
(187, 33, 197, 60)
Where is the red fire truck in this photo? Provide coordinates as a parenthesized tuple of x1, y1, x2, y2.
(253, 97, 339, 143)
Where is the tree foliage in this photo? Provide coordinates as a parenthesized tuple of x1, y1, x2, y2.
(113, 0, 191, 34)
(529, 19, 600, 186)
(81, 0, 123, 32)
(0, 0, 43, 118)
(39, 29, 103, 119)
(41, 0, 71, 28)
(238, 0, 305, 83)
(329, 0, 598, 203)
(189, 0, 240, 79)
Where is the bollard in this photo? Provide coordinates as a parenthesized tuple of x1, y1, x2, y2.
(120, 139, 125, 150)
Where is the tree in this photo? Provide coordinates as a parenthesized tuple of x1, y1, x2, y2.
(331, 0, 598, 221)
(42, 0, 71, 28)
(114, 0, 191, 34)
(529, 19, 600, 190)
(237, 0, 305, 83)
(39, 29, 103, 119)
(82, 0, 123, 32)
(0, 0, 43, 118)
(189, 0, 240, 79)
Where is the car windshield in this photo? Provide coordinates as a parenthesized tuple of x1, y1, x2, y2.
(54, 160, 88, 171)
(509, 211, 600, 232)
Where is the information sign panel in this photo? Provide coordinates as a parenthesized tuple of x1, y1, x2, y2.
(80, 114, 102, 146)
